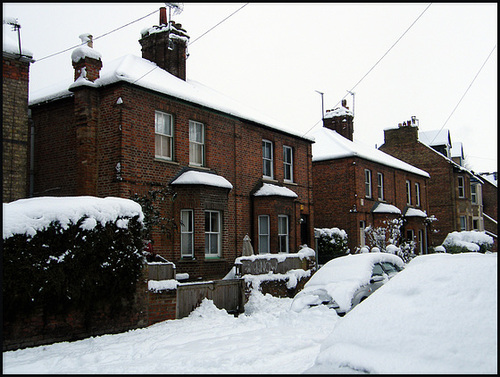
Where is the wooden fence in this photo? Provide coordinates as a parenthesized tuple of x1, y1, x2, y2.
(176, 279, 245, 319)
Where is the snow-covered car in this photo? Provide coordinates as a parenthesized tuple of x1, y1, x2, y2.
(290, 252, 404, 316)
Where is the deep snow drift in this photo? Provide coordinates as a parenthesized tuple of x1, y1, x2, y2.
(3, 253, 496, 374)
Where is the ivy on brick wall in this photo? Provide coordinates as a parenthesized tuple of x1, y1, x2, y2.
(2, 216, 145, 320)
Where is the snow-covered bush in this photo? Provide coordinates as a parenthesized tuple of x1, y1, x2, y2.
(315, 227, 349, 264)
(441, 231, 494, 254)
(2, 197, 145, 320)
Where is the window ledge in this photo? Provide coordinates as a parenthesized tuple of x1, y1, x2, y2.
(155, 157, 179, 165)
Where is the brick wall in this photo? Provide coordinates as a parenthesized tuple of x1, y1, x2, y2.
(380, 127, 475, 246)
(30, 82, 314, 280)
(3, 55, 31, 201)
(313, 154, 429, 252)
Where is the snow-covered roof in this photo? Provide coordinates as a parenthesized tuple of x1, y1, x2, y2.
(253, 183, 298, 198)
(310, 127, 430, 178)
(450, 141, 464, 159)
(323, 105, 353, 119)
(29, 53, 313, 142)
(3, 196, 144, 239)
(371, 202, 401, 214)
(403, 207, 427, 217)
(170, 170, 233, 189)
(419, 129, 451, 147)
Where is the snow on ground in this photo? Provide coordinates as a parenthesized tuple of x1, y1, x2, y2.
(3, 291, 339, 374)
(3, 253, 496, 374)
(307, 252, 497, 374)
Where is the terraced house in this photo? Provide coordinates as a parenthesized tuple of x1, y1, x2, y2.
(28, 8, 315, 280)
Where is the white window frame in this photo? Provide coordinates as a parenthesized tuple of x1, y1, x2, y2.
(278, 215, 289, 253)
(189, 120, 205, 166)
(459, 216, 467, 231)
(377, 172, 384, 200)
(365, 169, 372, 198)
(262, 140, 274, 179)
(283, 145, 293, 182)
(258, 215, 270, 254)
(458, 176, 465, 198)
(180, 210, 194, 258)
(418, 229, 424, 254)
(415, 182, 421, 207)
(471, 183, 477, 204)
(360, 220, 366, 247)
(155, 111, 173, 160)
(406, 180, 411, 205)
(205, 210, 221, 258)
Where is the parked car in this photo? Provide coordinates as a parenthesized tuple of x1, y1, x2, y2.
(290, 252, 404, 316)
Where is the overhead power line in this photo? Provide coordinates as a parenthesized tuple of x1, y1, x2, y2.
(303, 3, 432, 137)
(429, 44, 497, 145)
(35, 9, 159, 62)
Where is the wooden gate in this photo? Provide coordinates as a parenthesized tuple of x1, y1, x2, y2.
(176, 279, 245, 319)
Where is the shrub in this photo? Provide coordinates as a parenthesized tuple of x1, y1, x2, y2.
(315, 228, 349, 264)
(3, 200, 145, 321)
(441, 231, 493, 254)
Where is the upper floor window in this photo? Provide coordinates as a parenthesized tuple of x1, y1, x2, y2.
(283, 146, 293, 182)
(180, 210, 194, 258)
(458, 176, 465, 198)
(278, 215, 289, 253)
(364, 169, 372, 198)
(155, 111, 173, 160)
(377, 172, 384, 200)
(262, 140, 273, 179)
(471, 183, 478, 204)
(205, 210, 221, 258)
(415, 182, 421, 207)
(189, 120, 205, 166)
(406, 180, 411, 205)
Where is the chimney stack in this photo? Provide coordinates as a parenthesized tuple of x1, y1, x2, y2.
(71, 33, 102, 82)
(322, 100, 354, 141)
(139, 8, 190, 80)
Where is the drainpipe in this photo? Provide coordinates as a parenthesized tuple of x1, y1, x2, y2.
(29, 108, 34, 197)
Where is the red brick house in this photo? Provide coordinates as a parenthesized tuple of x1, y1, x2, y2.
(3, 17, 34, 202)
(28, 9, 315, 280)
(311, 101, 431, 255)
(379, 121, 493, 248)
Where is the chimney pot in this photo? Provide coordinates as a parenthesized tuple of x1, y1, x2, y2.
(341, 99, 347, 107)
(159, 7, 167, 25)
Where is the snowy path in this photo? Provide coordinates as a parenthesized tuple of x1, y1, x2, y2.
(3, 292, 340, 374)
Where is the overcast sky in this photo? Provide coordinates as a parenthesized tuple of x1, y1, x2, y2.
(3, 3, 497, 173)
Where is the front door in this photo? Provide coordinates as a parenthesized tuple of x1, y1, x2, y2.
(300, 214, 309, 246)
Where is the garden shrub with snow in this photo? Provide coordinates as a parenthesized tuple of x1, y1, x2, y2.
(2, 196, 145, 320)
(441, 230, 494, 253)
(315, 227, 349, 264)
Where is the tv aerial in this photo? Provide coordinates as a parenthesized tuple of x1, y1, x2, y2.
(165, 3, 184, 23)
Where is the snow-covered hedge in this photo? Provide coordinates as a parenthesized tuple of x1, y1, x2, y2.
(3, 196, 146, 319)
(441, 231, 494, 253)
(315, 227, 349, 264)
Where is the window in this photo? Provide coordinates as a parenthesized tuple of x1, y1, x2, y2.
(278, 215, 289, 253)
(460, 216, 467, 231)
(359, 220, 366, 247)
(258, 215, 270, 254)
(377, 172, 384, 200)
(471, 183, 477, 204)
(189, 120, 204, 166)
(283, 146, 293, 182)
(262, 140, 273, 179)
(155, 111, 173, 160)
(415, 182, 421, 207)
(406, 180, 411, 205)
(458, 176, 465, 198)
(180, 210, 193, 257)
(472, 219, 479, 230)
(406, 229, 414, 242)
(418, 229, 424, 254)
(205, 211, 221, 257)
(365, 169, 372, 198)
